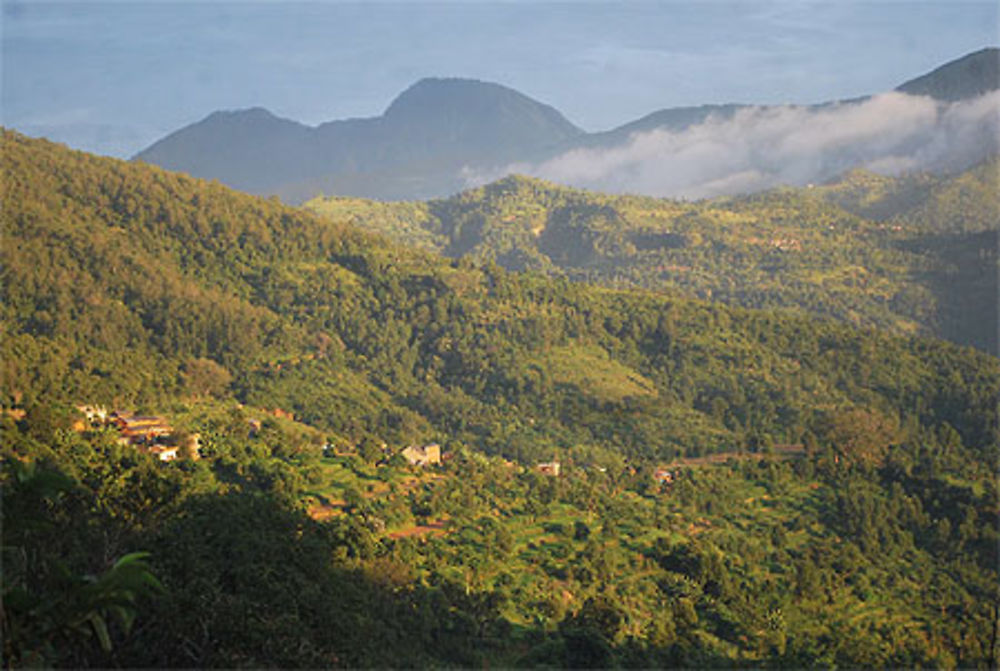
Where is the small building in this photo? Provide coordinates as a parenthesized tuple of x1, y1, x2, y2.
(113, 413, 172, 445)
(146, 445, 179, 462)
(402, 443, 441, 467)
(536, 461, 561, 477)
(76, 405, 108, 423)
(653, 468, 674, 484)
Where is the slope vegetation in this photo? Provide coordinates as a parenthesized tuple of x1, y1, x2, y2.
(306, 164, 999, 354)
(5, 131, 998, 464)
(3, 130, 999, 669)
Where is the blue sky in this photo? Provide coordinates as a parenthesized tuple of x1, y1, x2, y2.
(3, 1, 997, 158)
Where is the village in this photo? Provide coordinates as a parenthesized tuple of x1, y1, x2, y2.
(70, 404, 686, 485)
(72, 404, 458, 471)
(75, 405, 198, 462)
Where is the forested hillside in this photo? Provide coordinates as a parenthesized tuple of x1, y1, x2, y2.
(5, 131, 997, 460)
(306, 161, 999, 354)
(3, 130, 998, 668)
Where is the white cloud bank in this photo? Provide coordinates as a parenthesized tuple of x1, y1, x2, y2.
(469, 91, 1000, 199)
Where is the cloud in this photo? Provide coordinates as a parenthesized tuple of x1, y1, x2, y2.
(469, 91, 1000, 199)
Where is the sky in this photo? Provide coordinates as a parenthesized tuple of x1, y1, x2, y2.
(3, 0, 998, 159)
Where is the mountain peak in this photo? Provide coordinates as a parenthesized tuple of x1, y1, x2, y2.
(197, 107, 310, 131)
(896, 47, 999, 101)
(208, 106, 275, 118)
(385, 77, 540, 116)
(382, 77, 582, 139)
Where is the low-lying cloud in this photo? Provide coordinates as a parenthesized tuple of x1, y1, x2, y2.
(469, 91, 1000, 199)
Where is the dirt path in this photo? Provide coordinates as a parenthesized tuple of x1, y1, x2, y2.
(387, 521, 447, 539)
(665, 444, 804, 468)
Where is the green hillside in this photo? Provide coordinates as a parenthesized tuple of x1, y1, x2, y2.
(6, 130, 998, 461)
(3, 131, 998, 668)
(306, 163, 999, 354)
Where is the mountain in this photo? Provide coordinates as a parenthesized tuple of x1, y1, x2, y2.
(306, 160, 1000, 355)
(896, 47, 1000, 101)
(564, 103, 747, 154)
(378, 77, 583, 159)
(133, 107, 315, 193)
(524, 49, 1000, 197)
(135, 49, 999, 202)
(135, 78, 583, 201)
(549, 48, 1000, 154)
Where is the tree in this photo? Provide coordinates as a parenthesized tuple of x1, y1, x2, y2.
(182, 357, 232, 398)
(2, 460, 163, 666)
(820, 407, 900, 466)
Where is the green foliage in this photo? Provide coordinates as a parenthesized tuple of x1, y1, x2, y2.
(307, 163, 999, 354)
(2, 130, 998, 668)
(9, 130, 997, 467)
(1, 459, 163, 666)
(182, 357, 233, 398)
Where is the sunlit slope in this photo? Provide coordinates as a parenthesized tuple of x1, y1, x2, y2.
(4, 130, 997, 464)
(306, 165, 998, 354)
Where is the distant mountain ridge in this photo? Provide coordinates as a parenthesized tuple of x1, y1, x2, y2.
(135, 48, 1000, 202)
(896, 47, 1000, 101)
(136, 78, 583, 201)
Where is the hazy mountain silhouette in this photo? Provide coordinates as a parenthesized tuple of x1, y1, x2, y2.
(135, 49, 998, 202)
(136, 78, 582, 201)
(555, 48, 999, 155)
(896, 47, 999, 101)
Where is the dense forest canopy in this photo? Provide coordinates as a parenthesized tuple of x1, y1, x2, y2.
(2, 130, 998, 668)
(5, 130, 998, 461)
(306, 160, 999, 355)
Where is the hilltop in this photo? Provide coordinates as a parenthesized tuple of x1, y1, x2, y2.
(306, 160, 999, 355)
